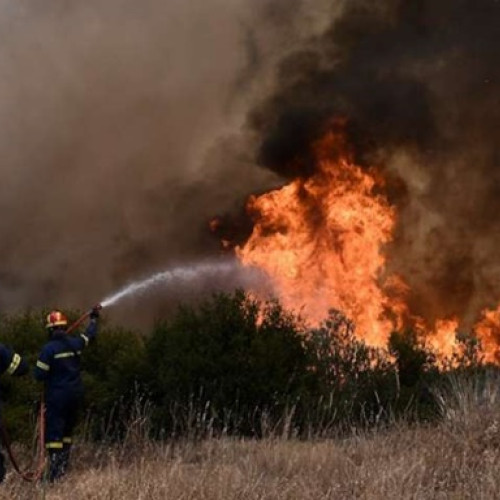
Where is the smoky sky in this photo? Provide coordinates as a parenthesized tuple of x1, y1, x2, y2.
(0, 0, 330, 327)
(1, 0, 500, 331)
(0, 0, 280, 323)
(247, 0, 500, 328)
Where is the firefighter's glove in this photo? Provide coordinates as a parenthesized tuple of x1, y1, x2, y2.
(89, 307, 100, 320)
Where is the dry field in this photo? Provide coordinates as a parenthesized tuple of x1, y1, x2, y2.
(2, 376, 500, 500)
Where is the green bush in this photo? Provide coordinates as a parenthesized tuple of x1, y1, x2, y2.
(145, 290, 310, 436)
(303, 310, 397, 431)
(81, 323, 146, 440)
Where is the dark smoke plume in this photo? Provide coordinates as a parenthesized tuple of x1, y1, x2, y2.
(247, 0, 500, 328)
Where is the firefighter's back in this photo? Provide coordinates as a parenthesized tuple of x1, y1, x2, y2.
(43, 335, 84, 394)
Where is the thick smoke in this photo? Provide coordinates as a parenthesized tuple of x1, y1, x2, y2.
(0, 0, 284, 323)
(0, 0, 334, 326)
(247, 0, 500, 329)
(3, 0, 499, 332)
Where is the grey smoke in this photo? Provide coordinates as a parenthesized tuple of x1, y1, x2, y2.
(0, 0, 281, 322)
(0, 0, 332, 328)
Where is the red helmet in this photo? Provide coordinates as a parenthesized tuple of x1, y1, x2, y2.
(46, 310, 68, 329)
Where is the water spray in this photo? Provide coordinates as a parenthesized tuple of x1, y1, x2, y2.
(99, 259, 241, 308)
(66, 259, 268, 329)
(99, 257, 270, 311)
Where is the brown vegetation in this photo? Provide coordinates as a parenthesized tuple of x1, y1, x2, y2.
(2, 374, 500, 500)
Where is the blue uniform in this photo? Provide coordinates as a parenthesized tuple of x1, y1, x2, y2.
(0, 344, 28, 379)
(0, 343, 28, 483)
(34, 320, 98, 450)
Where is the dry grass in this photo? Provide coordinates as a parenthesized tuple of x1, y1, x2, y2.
(3, 375, 500, 500)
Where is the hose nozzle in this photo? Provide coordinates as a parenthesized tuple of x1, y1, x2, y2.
(67, 304, 102, 334)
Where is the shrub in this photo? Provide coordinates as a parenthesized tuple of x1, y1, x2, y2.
(145, 290, 310, 437)
(81, 323, 146, 440)
(303, 310, 397, 432)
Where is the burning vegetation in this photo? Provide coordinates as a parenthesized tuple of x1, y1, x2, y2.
(212, 0, 500, 364)
(212, 117, 500, 363)
(237, 120, 398, 346)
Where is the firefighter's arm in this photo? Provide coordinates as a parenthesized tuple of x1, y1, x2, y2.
(34, 346, 52, 381)
(80, 308, 99, 348)
(0, 345, 28, 376)
(7, 351, 28, 377)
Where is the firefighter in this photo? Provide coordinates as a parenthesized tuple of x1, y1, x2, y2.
(0, 344, 28, 482)
(34, 307, 100, 482)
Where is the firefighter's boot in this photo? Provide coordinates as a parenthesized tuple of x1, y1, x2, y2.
(48, 450, 65, 482)
(60, 443, 72, 475)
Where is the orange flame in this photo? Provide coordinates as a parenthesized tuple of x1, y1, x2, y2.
(234, 123, 500, 361)
(237, 127, 401, 346)
(474, 306, 500, 363)
(427, 318, 460, 358)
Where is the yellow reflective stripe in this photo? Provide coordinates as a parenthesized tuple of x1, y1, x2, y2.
(7, 353, 21, 375)
(81, 334, 89, 346)
(54, 352, 76, 359)
(62, 437, 72, 444)
(46, 442, 63, 449)
(36, 360, 50, 371)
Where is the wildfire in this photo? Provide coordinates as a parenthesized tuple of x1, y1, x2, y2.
(233, 122, 500, 361)
(474, 306, 500, 363)
(236, 125, 400, 347)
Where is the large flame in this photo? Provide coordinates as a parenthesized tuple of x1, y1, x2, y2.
(235, 123, 500, 361)
(237, 126, 400, 346)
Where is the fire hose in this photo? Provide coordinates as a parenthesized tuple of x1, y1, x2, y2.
(0, 305, 101, 482)
(0, 392, 45, 482)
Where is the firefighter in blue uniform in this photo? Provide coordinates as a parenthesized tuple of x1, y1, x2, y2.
(0, 344, 28, 482)
(34, 307, 100, 482)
